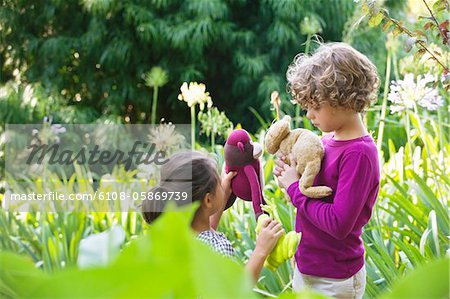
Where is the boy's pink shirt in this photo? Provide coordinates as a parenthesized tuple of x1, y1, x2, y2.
(287, 134, 380, 279)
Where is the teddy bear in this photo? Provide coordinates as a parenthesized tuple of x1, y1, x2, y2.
(264, 115, 332, 198)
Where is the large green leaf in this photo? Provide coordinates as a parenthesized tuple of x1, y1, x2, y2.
(0, 252, 49, 298)
(0, 204, 255, 298)
(380, 258, 449, 299)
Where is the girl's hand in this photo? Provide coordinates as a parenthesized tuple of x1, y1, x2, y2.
(245, 218, 283, 282)
(274, 153, 300, 190)
(221, 171, 237, 198)
(254, 218, 284, 257)
(210, 171, 237, 231)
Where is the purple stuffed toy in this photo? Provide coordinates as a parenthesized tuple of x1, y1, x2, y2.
(223, 129, 266, 218)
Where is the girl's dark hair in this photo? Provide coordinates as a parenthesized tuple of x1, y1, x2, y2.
(141, 151, 221, 224)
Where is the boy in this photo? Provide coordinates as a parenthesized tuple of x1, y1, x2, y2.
(275, 43, 380, 299)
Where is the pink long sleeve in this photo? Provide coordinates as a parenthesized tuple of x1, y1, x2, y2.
(286, 134, 380, 279)
(288, 151, 376, 240)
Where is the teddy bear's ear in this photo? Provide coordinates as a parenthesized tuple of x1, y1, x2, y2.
(265, 119, 290, 154)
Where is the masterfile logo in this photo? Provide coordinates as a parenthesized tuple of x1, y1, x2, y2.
(4, 124, 192, 212)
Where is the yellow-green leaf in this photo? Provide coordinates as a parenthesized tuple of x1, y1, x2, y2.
(369, 12, 383, 27)
(382, 20, 393, 32)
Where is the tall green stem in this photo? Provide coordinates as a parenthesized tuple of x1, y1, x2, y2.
(405, 111, 414, 171)
(296, 33, 313, 128)
(151, 87, 159, 124)
(412, 104, 444, 201)
(191, 105, 196, 149)
(211, 133, 215, 150)
(437, 107, 444, 155)
(392, 50, 400, 81)
(437, 106, 445, 180)
(304, 33, 312, 55)
(377, 50, 392, 156)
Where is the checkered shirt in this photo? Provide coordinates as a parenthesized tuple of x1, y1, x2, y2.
(197, 230, 236, 258)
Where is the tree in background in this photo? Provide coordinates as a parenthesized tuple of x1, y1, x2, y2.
(1, 0, 361, 131)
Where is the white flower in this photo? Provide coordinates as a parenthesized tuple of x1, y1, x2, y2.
(100, 174, 116, 188)
(441, 73, 450, 84)
(198, 107, 233, 138)
(31, 118, 66, 144)
(136, 162, 158, 180)
(177, 82, 213, 110)
(147, 122, 185, 153)
(51, 124, 66, 134)
(418, 89, 443, 111)
(388, 73, 444, 114)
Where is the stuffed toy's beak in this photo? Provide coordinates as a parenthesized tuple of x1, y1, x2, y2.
(253, 142, 263, 159)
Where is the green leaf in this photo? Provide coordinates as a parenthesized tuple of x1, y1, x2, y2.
(2, 204, 256, 298)
(380, 258, 450, 299)
(392, 26, 403, 37)
(432, 0, 447, 12)
(368, 12, 383, 27)
(382, 20, 393, 32)
(0, 252, 49, 298)
(414, 48, 427, 60)
(361, 2, 370, 14)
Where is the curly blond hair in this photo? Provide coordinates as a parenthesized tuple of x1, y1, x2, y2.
(286, 43, 380, 112)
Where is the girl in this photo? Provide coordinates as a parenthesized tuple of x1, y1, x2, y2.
(274, 43, 381, 298)
(142, 151, 283, 282)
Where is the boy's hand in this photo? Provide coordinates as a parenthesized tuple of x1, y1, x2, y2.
(274, 153, 300, 190)
(254, 218, 284, 256)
